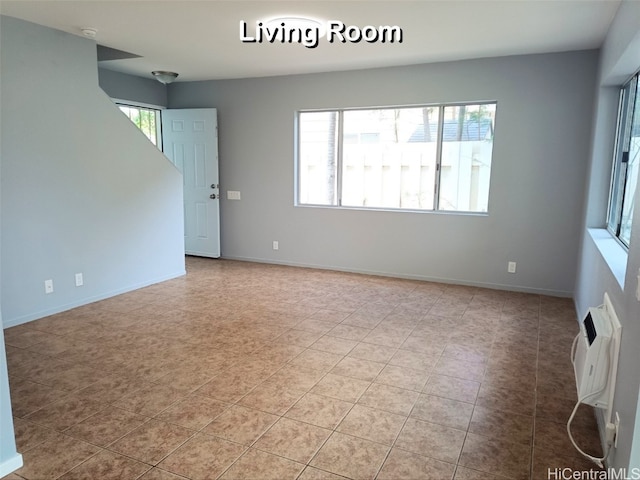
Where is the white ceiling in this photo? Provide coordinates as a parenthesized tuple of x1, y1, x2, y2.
(0, 0, 621, 82)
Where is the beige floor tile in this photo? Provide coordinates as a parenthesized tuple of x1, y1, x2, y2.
(327, 324, 372, 341)
(158, 432, 246, 479)
(536, 394, 596, 428)
(265, 364, 325, 392)
(138, 468, 189, 480)
(298, 466, 350, 479)
(65, 406, 149, 447)
(476, 384, 536, 416)
(358, 383, 419, 416)
(195, 370, 268, 403)
(74, 374, 146, 404)
(24, 394, 107, 432)
(113, 383, 187, 417)
(375, 365, 429, 391)
(330, 357, 385, 382)
(238, 382, 305, 415)
(469, 406, 533, 446)
(15, 431, 100, 480)
(254, 417, 331, 463)
(433, 357, 486, 382)
(275, 329, 324, 348)
(341, 313, 383, 329)
(254, 343, 306, 364)
(43, 362, 104, 392)
(310, 373, 371, 403)
(348, 342, 396, 363)
(453, 466, 511, 479)
(400, 335, 447, 356)
(459, 432, 531, 480)
(109, 419, 194, 465)
(362, 327, 411, 348)
(483, 365, 536, 393)
(308, 309, 351, 324)
(395, 417, 466, 464)
(153, 368, 217, 393)
(443, 343, 489, 364)
(378, 448, 456, 480)
(202, 404, 278, 446)
(2, 473, 25, 480)
(310, 336, 358, 356)
(155, 394, 228, 430)
(534, 418, 601, 459)
(5, 330, 57, 349)
(285, 392, 353, 429)
(336, 404, 405, 446)
(289, 349, 344, 373)
(310, 431, 390, 480)
(8, 258, 603, 480)
(389, 349, 438, 372)
(219, 448, 305, 480)
(12, 417, 62, 453)
(411, 394, 473, 430)
(58, 450, 151, 480)
(296, 319, 341, 334)
(423, 374, 480, 404)
(10, 378, 68, 418)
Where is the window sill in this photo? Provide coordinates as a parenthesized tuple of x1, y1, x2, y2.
(295, 203, 489, 216)
(588, 228, 628, 289)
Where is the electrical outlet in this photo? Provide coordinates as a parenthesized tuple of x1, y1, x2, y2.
(273, 241, 279, 251)
(507, 261, 517, 274)
(44, 279, 54, 294)
(75, 273, 84, 287)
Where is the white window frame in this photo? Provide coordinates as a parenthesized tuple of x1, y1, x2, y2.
(295, 102, 497, 214)
(607, 72, 639, 249)
(114, 100, 163, 151)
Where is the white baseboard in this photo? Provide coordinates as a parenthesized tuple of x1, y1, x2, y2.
(0, 453, 23, 478)
(221, 255, 573, 298)
(2, 270, 186, 329)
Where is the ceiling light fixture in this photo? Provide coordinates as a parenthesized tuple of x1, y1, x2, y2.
(152, 71, 179, 84)
(264, 16, 325, 37)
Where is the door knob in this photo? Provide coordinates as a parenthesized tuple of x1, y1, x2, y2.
(211, 184, 218, 189)
(210, 193, 217, 199)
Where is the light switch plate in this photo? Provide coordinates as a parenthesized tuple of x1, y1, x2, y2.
(227, 191, 241, 200)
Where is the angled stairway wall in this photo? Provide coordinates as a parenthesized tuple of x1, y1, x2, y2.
(0, 15, 186, 328)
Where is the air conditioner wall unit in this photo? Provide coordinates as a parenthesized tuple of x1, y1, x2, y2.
(568, 292, 622, 467)
(573, 303, 615, 408)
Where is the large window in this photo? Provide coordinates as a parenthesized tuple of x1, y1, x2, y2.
(117, 103, 162, 149)
(297, 103, 496, 213)
(607, 73, 639, 248)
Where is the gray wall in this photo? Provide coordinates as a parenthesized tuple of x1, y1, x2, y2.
(575, 0, 640, 470)
(98, 67, 168, 107)
(169, 51, 598, 296)
(1, 15, 186, 327)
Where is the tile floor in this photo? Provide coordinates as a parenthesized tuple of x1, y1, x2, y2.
(3, 257, 605, 480)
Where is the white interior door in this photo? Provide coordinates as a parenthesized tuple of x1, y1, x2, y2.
(162, 108, 220, 258)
